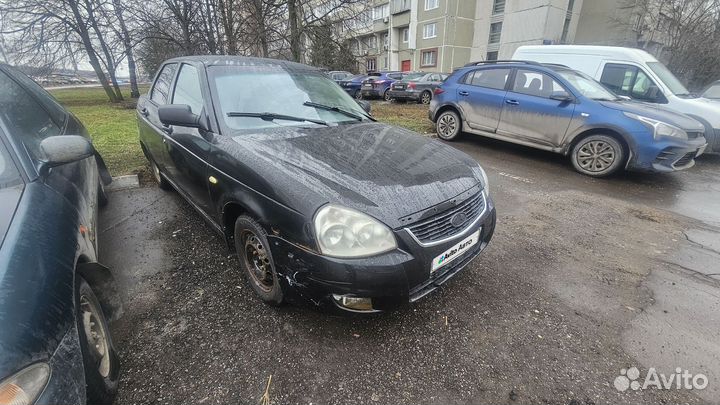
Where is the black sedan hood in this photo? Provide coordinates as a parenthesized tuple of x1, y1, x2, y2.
(599, 100, 705, 132)
(227, 122, 484, 228)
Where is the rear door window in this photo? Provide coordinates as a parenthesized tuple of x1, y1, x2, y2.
(0, 70, 62, 160)
(511, 69, 565, 98)
(464, 68, 511, 90)
(151, 63, 178, 104)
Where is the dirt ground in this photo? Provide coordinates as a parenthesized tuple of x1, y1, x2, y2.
(100, 106, 720, 404)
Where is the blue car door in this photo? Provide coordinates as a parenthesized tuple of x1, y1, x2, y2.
(456, 67, 512, 133)
(496, 68, 575, 149)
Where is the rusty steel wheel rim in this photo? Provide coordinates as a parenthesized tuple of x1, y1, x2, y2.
(241, 231, 275, 292)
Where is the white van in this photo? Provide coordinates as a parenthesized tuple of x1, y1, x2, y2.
(512, 45, 719, 153)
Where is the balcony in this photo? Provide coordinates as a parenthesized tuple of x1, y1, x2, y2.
(391, 0, 411, 14)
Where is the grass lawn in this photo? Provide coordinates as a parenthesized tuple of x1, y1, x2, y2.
(50, 86, 150, 177)
(48, 87, 436, 177)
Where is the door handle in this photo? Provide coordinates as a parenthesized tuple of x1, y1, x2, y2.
(459, 91, 469, 96)
(161, 126, 173, 135)
(140, 107, 149, 117)
(505, 99, 520, 105)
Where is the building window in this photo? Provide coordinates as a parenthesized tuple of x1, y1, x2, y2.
(425, 0, 439, 11)
(367, 58, 377, 71)
(492, 0, 505, 15)
(383, 56, 388, 69)
(486, 51, 498, 61)
(367, 35, 377, 49)
(488, 22, 502, 44)
(423, 23, 437, 39)
(372, 3, 389, 20)
(383, 33, 389, 48)
(421, 49, 437, 67)
(402, 28, 409, 42)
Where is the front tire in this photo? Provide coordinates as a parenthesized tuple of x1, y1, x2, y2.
(150, 159, 172, 190)
(383, 89, 392, 101)
(354, 90, 362, 100)
(76, 276, 119, 405)
(571, 134, 625, 177)
(234, 216, 284, 306)
(436, 110, 462, 141)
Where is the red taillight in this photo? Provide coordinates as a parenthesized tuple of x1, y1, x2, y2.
(408, 82, 416, 90)
(434, 87, 445, 95)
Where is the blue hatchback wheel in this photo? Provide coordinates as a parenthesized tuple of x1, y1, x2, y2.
(571, 134, 625, 177)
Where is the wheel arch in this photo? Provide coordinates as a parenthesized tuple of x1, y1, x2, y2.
(565, 127, 633, 166)
(75, 256, 122, 322)
(433, 103, 463, 123)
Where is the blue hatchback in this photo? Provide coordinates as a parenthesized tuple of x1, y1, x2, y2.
(360, 71, 404, 101)
(429, 61, 708, 177)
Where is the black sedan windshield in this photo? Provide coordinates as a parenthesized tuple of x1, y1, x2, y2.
(208, 65, 370, 131)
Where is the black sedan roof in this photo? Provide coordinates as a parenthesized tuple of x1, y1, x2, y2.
(164, 55, 320, 72)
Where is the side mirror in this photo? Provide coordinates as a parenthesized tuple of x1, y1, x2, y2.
(39, 135, 95, 167)
(357, 100, 371, 114)
(158, 104, 200, 128)
(549, 91, 573, 102)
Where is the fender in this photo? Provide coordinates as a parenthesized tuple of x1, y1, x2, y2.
(685, 113, 717, 153)
(561, 124, 638, 156)
(76, 262, 123, 322)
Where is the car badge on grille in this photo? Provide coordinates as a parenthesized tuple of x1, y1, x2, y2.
(450, 212, 468, 228)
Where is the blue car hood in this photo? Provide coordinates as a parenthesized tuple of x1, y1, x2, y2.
(598, 100, 705, 132)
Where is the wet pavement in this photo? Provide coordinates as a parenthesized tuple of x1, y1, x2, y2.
(100, 133, 720, 404)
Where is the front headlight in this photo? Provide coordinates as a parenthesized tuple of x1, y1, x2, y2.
(624, 112, 687, 140)
(0, 363, 50, 405)
(314, 204, 397, 258)
(479, 166, 490, 193)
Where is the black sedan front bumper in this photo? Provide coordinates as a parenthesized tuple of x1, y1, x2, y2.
(269, 195, 496, 312)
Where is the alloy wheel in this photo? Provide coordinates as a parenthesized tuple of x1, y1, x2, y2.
(80, 295, 111, 378)
(437, 113, 458, 139)
(577, 140, 617, 172)
(421, 92, 432, 104)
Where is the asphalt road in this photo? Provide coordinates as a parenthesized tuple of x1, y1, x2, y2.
(100, 131, 720, 405)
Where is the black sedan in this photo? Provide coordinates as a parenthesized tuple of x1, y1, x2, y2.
(388, 72, 449, 104)
(137, 56, 496, 313)
(0, 64, 118, 404)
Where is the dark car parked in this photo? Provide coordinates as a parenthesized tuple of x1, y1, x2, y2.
(338, 74, 368, 99)
(136, 56, 495, 313)
(388, 72, 449, 104)
(328, 71, 354, 83)
(0, 64, 118, 404)
(360, 71, 404, 101)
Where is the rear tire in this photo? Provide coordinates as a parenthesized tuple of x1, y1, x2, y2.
(234, 216, 284, 306)
(97, 181, 108, 208)
(354, 90, 362, 100)
(76, 276, 119, 405)
(436, 110, 462, 141)
(150, 159, 172, 190)
(570, 134, 625, 177)
(383, 89, 392, 101)
(420, 91, 432, 105)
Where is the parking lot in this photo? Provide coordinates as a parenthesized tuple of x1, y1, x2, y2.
(98, 102, 720, 405)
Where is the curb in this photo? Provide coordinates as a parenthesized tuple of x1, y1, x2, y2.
(106, 174, 140, 191)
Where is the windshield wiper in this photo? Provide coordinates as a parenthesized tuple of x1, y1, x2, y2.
(226, 111, 328, 126)
(303, 101, 372, 121)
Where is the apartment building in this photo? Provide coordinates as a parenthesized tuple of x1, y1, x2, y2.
(349, 0, 584, 73)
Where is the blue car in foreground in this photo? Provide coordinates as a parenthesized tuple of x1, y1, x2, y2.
(429, 61, 707, 177)
(0, 64, 119, 404)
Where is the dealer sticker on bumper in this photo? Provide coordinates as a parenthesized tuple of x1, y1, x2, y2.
(431, 229, 481, 272)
